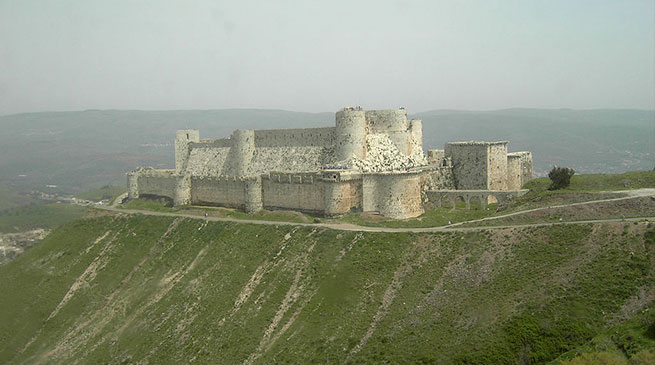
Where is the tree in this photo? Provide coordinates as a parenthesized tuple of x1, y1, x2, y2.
(548, 166, 575, 190)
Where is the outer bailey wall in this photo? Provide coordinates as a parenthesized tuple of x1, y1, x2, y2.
(362, 177, 377, 212)
(136, 171, 177, 200)
(422, 166, 456, 191)
(190, 177, 246, 208)
(262, 175, 325, 212)
(487, 143, 508, 190)
(324, 179, 362, 216)
(445, 143, 488, 190)
(175, 175, 192, 206)
(190, 138, 232, 148)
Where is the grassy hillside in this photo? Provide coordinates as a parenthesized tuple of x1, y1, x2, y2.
(1, 215, 653, 363)
(0, 203, 90, 233)
(523, 170, 655, 193)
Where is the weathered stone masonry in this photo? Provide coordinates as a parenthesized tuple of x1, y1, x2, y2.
(128, 107, 533, 219)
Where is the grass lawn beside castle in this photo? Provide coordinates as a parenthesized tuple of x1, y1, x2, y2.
(505, 170, 655, 212)
(119, 199, 317, 224)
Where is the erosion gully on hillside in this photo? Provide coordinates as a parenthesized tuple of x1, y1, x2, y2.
(0, 215, 653, 363)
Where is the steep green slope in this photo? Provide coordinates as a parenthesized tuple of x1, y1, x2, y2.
(0, 215, 653, 363)
(0, 203, 90, 233)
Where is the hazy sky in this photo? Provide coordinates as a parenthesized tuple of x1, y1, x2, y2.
(1, 0, 653, 115)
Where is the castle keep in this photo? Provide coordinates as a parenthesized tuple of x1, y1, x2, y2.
(127, 107, 533, 219)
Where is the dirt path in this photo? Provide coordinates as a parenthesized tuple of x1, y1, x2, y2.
(446, 188, 655, 229)
(95, 188, 655, 233)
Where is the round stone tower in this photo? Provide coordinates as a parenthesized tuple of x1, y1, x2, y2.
(335, 108, 367, 161)
(230, 129, 255, 176)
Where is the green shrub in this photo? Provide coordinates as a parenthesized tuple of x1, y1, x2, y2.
(549, 167, 576, 190)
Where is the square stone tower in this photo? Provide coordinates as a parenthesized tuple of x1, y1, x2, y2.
(444, 141, 509, 190)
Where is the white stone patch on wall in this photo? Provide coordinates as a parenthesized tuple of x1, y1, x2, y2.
(331, 134, 427, 172)
(408, 132, 425, 162)
(186, 147, 231, 177)
(247, 146, 333, 175)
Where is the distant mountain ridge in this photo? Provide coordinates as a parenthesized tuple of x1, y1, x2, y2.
(0, 108, 652, 195)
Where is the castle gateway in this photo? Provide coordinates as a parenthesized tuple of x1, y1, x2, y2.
(127, 107, 532, 219)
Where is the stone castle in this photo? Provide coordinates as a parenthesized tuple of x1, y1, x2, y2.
(127, 107, 532, 219)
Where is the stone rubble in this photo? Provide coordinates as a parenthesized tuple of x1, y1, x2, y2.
(330, 134, 428, 172)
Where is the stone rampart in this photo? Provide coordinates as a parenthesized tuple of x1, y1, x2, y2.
(186, 146, 231, 176)
(445, 141, 510, 191)
(135, 170, 177, 200)
(190, 176, 247, 208)
(323, 179, 362, 216)
(189, 138, 232, 149)
(254, 127, 335, 148)
(249, 147, 330, 176)
(421, 165, 456, 192)
(244, 177, 263, 213)
(445, 142, 489, 189)
(174, 174, 191, 206)
(261, 172, 325, 213)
